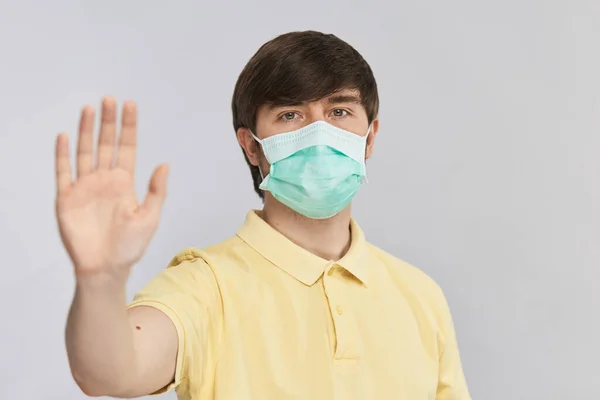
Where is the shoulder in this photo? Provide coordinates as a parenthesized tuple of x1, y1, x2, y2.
(368, 244, 443, 291)
(157, 235, 251, 284)
(366, 243, 450, 316)
(131, 242, 235, 307)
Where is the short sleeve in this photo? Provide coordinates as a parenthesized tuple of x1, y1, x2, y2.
(435, 290, 472, 400)
(127, 248, 223, 397)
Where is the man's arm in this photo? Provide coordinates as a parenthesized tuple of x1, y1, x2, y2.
(66, 275, 178, 398)
(435, 291, 471, 400)
(55, 97, 175, 398)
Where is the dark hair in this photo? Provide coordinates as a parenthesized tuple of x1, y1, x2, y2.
(232, 30, 379, 200)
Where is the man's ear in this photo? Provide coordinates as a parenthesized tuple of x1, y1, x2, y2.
(365, 118, 379, 160)
(237, 128, 261, 166)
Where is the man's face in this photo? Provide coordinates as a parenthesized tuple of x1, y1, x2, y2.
(238, 88, 379, 178)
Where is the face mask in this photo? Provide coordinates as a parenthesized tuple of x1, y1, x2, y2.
(251, 121, 371, 219)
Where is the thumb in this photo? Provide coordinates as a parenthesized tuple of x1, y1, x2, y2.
(141, 164, 169, 214)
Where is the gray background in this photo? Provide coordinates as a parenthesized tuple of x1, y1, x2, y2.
(0, 0, 598, 399)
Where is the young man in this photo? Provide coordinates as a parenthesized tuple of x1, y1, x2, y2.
(56, 31, 471, 399)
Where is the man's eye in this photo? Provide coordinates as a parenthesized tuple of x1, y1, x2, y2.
(281, 112, 298, 121)
(332, 109, 348, 117)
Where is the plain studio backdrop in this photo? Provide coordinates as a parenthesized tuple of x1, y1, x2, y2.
(0, 1, 598, 399)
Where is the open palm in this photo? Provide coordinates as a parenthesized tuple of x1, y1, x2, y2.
(55, 97, 169, 276)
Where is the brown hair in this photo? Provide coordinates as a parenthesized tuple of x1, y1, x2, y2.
(232, 30, 379, 199)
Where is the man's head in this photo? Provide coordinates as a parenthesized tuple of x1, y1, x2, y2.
(232, 30, 379, 201)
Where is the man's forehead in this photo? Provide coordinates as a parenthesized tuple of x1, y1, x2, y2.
(263, 89, 363, 110)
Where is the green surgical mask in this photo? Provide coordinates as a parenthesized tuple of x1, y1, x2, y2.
(251, 121, 370, 219)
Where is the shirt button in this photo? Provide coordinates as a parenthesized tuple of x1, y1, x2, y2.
(336, 305, 344, 315)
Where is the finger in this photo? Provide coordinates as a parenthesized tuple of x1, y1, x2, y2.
(141, 164, 169, 214)
(116, 100, 137, 175)
(55, 133, 72, 194)
(96, 96, 118, 169)
(76, 105, 95, 178)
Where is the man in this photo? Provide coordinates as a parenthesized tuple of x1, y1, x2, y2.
(56, 31, 471, 399)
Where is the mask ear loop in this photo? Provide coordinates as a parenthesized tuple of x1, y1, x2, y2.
(361, 123, 373, 184)
(249, 130, 266, 180)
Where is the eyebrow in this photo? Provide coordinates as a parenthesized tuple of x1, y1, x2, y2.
(324, 94, 362, 105)
(266, 101, 305, 110)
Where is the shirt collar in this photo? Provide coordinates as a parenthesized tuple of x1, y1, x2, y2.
(236, 210, 370, 286)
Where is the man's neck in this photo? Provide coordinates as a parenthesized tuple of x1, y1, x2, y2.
(259, 195, 352, 261)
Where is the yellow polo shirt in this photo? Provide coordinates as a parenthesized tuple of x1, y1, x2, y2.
(129, 211, 471, 400)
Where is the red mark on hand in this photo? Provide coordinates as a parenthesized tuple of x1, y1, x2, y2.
(135, 326, 141, 330)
